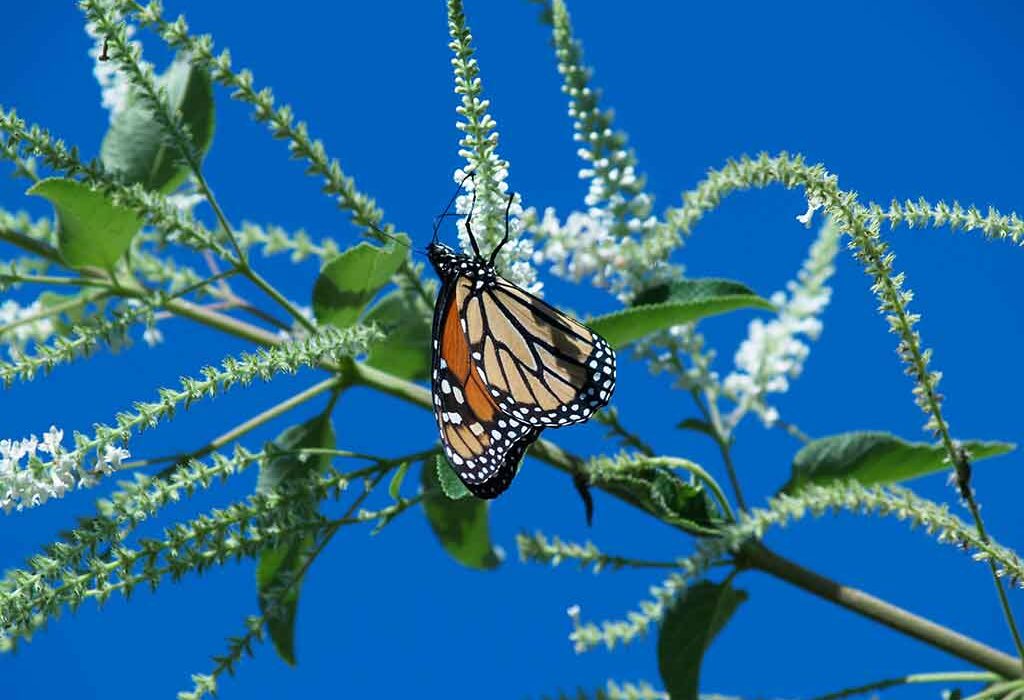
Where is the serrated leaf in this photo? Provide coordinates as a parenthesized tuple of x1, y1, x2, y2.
(363, 289, 432, 380)
(312, 238, 409, 329)
(658, 581, 747, 700)
(782, 431, 1015, 493)
(27, 178, 143, 270)
(589, 278, 773, 349)
(421, 456, 501, 570)
(600, 464, 722, 534)
(256, 413, 335, 666)
(434, 454, 470, 500)
(101, 56, 215, 193)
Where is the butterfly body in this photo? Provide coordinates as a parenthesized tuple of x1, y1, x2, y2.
(427, 241, 616, 499)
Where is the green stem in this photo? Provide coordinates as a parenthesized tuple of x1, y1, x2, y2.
(132, 375, 349, 473)
(742, 542, 1023, 679)
(809, 671, 998, 700)
(0, 290, 109, 336)
(161, 297, 1022, 678)
(692, 387, 748, 511)
(0, 227, 62, 263)
(241, 266, 317, 333)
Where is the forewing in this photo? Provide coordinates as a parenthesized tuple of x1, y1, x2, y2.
(431, 276, 541, 498)
(460, 276, 616, 428)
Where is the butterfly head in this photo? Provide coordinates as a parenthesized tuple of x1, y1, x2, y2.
(427, 241, 496, 283)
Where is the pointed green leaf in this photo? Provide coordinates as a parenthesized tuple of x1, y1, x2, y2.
(27, 178, 143, 270)
(388, 462, 410, 500)
(595, 464, 722, 534)
(782, 431, 1015, 493)
(658, 581, 747, 700)
(256, 413, 335, 666)
(677, 418, 716, 439)
(312, 238, 409, 329)
(434, 454, 470, 500)
(590, 278, 773, 349)
(422, 456, 501, 569)
(255, 535, 311, 667)
(363, 289, 432, 380)
(101, 56, 215, 193)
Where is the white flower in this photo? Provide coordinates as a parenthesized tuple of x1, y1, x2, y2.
(451, 168, 542, 294)
(0, 426, 128, 514)
(166, 191, 205, 214)
(796, 194, 824, 227)
(723, 218, 841, 428)
(100, 444, 131, 473)
(84, 13, 142, 121)
(0, 298, 57, 357)
(142, 325, 164, 347)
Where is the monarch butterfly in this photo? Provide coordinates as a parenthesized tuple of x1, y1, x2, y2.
(427, 183, 616, 498)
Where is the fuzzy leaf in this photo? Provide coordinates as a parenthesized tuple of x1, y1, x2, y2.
(599, 465, 721, 534)
(100, 56, 216, 193)
(658, 581, 747, 700)
(256, 413, 335, 666)
(434, 454, 471, 500)
(312, 238, 409, 329)
(422, 456, 501, 569)
(590, 278, 773, 349)
(782, 431, 1015, 493)
(363, 289, 432, 380)
(27, 178, 143, 270)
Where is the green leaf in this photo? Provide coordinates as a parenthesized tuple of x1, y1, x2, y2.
(599, 464, 721, 534)
(312, 238, 409, 329)
(434, 455, 471, 500)
(388, 462, 410, 500)
(255, 535, 311, 667)
(782, 431, 1015, 493)
(256, 413, 336, 494)
(677, 418, 716, 439)
(590, 278, 773, 349)
(256, 413, 335, 666)
(421, 456, 501, 570)
(100, 56, 216, 193)
(658, 581, 747, 700)
(363, 289, 432, 380)
(27, 178, 143, 270)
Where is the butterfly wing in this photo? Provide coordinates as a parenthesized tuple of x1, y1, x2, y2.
(431, 275, 542, 498)
(457, 275, 616, 428)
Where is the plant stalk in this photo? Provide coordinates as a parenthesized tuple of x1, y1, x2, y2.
(741, 542, 1023, 678)
(162, 294, 1024, 678)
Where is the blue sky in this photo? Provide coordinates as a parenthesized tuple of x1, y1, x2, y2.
(3, 1, 1024, 698)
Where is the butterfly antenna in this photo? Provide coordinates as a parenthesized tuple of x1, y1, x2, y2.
(463, 184, 483, 258)
(489, 192, 515, 265)
(432, 169, 475, 244)
(366, 222, 425, 257)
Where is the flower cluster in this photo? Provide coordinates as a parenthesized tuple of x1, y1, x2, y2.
(0, 298, 56, 357)
(0, 426, 129, 514)
(446, 0, 540, 292)
(722, 217, 840, 427)
(84, 6, 140, 120)
(452, 169, 540, 293)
